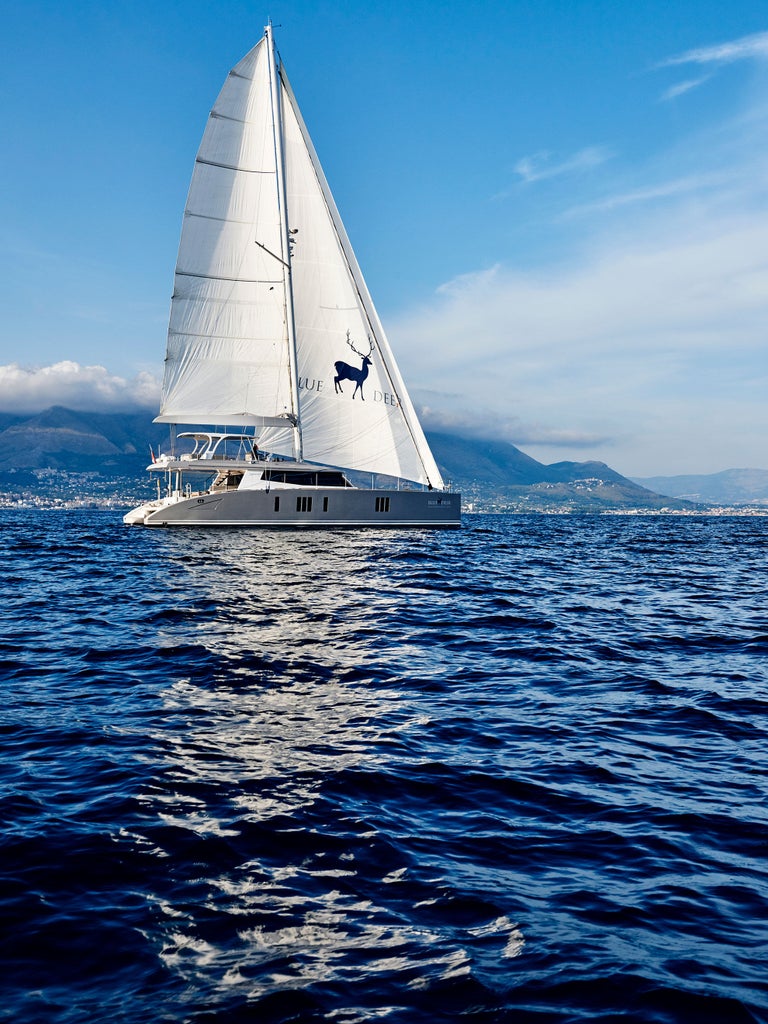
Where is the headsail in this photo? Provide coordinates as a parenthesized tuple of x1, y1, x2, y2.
(157, 29, 445, 489)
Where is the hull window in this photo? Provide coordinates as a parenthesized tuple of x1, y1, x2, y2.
(296, 496, 313, 513)
(375, 496, 391, 513)
(323, 497, 329, 512)
(274, 496, 280, 512)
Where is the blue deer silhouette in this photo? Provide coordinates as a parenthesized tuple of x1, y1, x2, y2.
(334, 331, 374, 400)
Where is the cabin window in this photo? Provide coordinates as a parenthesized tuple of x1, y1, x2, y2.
(264, 469, 349, 487)
(375, 496, 390, 513)
(323, 496, 329, 512)
(296, 496, 313, 512)
(273, 496, 280, 512)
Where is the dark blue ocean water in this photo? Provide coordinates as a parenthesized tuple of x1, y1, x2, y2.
(1, 510, 767, 1024)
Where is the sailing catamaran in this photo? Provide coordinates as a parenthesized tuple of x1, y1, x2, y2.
(125, 24, 460, 528)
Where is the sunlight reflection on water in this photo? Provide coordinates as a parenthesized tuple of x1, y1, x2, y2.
(2, 512, 767, 1022)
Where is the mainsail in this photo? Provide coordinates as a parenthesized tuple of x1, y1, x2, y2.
(157, 29, 444, 489)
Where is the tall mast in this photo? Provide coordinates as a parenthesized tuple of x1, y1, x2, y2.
(265, 22, 303, 461)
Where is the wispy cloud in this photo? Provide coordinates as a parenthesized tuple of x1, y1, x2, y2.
(563, 172, 726, 218)
(658, 30, 768, 69)
(654, 31, 768, 104)
(660, 75, 712, 101)
(0, 362, 161, 414)
(512, 146, 613, 184)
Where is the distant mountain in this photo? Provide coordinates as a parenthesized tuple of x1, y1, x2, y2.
(0, 406, 169, 473)
(423, 432, 550, 485)
(0, 413, 22, 432)
(426, 431, 691, 510)
(0, 406, 693, 511)
(632, 469, 768, 506)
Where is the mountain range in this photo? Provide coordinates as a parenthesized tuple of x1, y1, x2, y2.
(632, 469, 768, 506)
(0, 406, 167, 475)
(422, 431, 688, 510)
(0, 405, 760, 510)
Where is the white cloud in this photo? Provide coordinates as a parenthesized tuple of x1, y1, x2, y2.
(562, 172, 727, 218)
(660, 76, 712, 102)
(512, 146, 613, 185)
(655, 30, 768, 104)
(391, 37, 768, 476)
(392, 198, 768, 475)
(656, 31, 768, 104)
(0, 361, 161, 414)
(658, 31, 768, 69)
(416, 402, 609, 449)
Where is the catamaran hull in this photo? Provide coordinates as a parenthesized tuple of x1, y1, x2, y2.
(125, 487, 461, 528)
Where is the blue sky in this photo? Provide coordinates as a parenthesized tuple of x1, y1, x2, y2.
(1, 0, 766, 475)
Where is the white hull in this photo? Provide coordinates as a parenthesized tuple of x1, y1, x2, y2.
(125, 485, 460, 528)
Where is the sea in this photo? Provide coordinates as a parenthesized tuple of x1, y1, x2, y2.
(1, 509, 767, 1024)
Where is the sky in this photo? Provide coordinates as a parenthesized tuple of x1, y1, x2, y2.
(1, 0, 767, 476)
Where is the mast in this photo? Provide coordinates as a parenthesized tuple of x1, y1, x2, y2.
(266, 22, 303, 461)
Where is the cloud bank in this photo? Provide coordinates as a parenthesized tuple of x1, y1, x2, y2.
(416, 402, 610, 450)
(0, 362, 161, 415)
(394, 167, 768, 475)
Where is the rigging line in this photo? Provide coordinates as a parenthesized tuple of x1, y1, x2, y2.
(346, 266, 436, 485)
(313, 194, 433, 483)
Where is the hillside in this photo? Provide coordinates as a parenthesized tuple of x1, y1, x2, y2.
(0, 406, 693, 511)
(0, 406, 170, 473)
(426, 432, 690, 511)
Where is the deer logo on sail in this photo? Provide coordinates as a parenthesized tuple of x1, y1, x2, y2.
(334, 331, 375, 400)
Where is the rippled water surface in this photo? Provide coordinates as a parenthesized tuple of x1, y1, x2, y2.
(1, 510, 767, 1023)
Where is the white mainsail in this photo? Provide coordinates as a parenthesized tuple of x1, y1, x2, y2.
(157, 30, 444, 489)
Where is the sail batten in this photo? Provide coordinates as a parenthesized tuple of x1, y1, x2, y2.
(157, 30, 444, 488)
(210, 112, 255, 125)
(195, 159, 274, 174)
(174, 272, 281, 283)
(183, 213, 261, 226)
